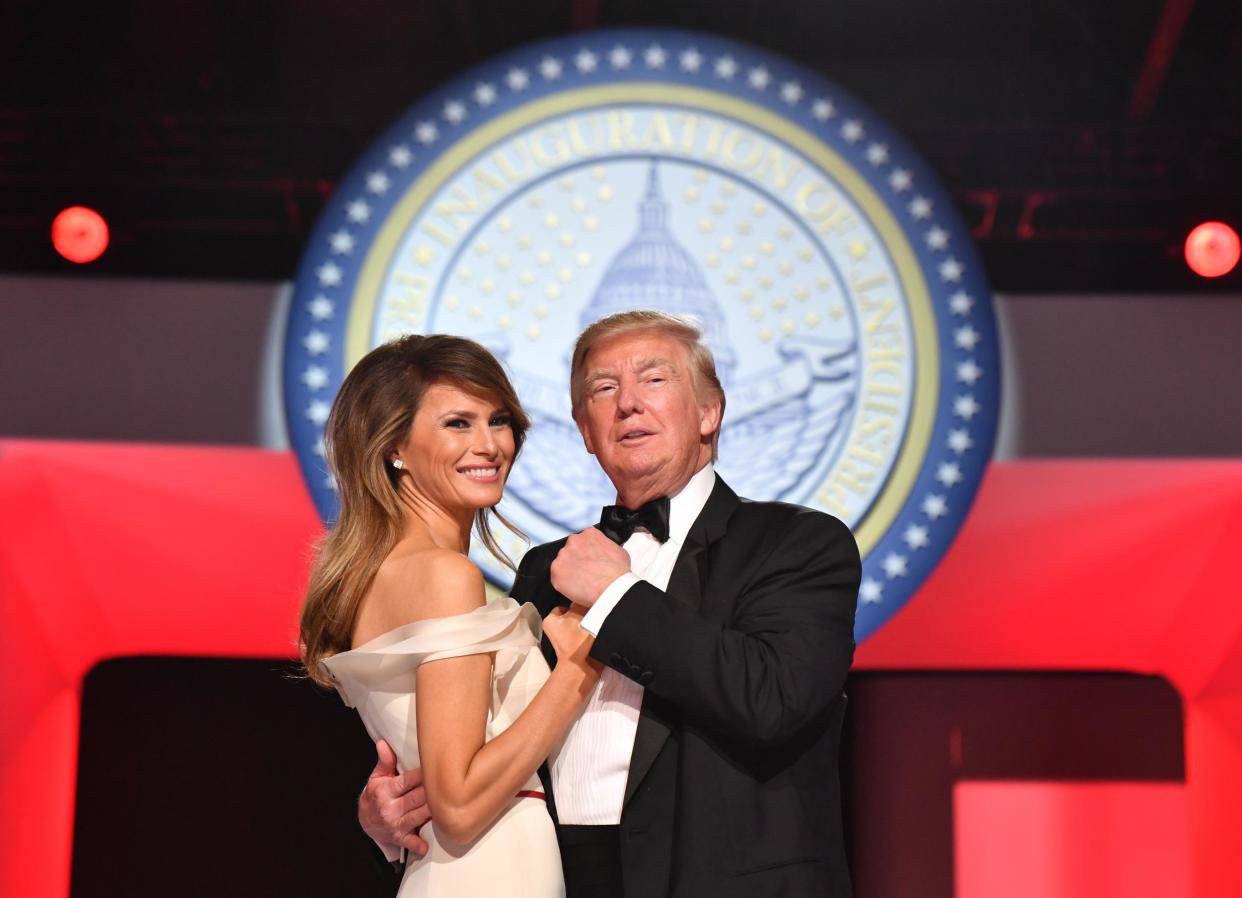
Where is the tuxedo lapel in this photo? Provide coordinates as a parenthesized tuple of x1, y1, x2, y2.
(515, 540, 570, 672)
(538, 588, 571, 670)
(623, 476, 738, 807)
(664, 474, 735, 611)
(664, 531, 706, 611)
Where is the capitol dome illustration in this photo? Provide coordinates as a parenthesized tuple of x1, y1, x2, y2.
(580, 161, 737, 382)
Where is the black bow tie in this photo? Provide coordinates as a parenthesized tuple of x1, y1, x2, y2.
(598, 496, 671, 544)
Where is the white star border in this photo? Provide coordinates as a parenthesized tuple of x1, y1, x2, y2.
(287, 35, 997, 571)
(300, 35, 955, 341)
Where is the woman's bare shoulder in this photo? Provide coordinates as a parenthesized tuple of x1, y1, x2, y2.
(360, 548, 486, 639)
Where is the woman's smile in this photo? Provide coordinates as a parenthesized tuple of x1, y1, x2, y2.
(458, 464, 501, 482)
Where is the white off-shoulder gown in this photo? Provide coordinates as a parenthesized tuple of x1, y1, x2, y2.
(322, 598, 564, 897)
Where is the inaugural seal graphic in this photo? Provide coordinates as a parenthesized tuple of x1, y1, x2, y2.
(284, 29, 1000, 641)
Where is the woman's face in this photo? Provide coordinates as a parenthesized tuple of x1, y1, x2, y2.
(395, 381, 516, 515)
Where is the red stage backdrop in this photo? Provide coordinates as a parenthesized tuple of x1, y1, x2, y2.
(2, 439, 1240, 897)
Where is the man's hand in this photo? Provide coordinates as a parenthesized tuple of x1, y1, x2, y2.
(550, 526, 631, 607)
(358, 739, 431, 858)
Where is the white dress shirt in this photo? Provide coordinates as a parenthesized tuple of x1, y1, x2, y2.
(549, 464, 716, 825)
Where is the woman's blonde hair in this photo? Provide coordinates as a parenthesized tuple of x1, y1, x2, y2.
(299, 334, 529, 687)
(569, 310, 726, 458)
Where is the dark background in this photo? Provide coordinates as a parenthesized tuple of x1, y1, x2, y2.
(3, 0, 1241, 290)
(71, 662, 1183, 897)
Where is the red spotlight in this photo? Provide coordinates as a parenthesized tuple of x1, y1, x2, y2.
(51, 206, 110, 264)
(1184, 221, 1240, 279)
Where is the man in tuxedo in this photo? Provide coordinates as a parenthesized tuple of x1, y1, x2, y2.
(361, 309, 860, 897)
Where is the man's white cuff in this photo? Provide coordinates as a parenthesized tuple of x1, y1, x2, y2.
(580, 572, 640, 635)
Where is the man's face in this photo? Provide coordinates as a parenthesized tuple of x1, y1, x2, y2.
(576, 331, 721, 504)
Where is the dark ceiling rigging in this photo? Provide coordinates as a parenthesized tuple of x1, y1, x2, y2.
(2, 0, 1239, 289)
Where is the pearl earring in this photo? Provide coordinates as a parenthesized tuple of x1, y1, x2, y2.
(392, 458, 404, 469)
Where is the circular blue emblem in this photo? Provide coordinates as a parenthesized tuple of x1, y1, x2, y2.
(283, 28, 1000, 642)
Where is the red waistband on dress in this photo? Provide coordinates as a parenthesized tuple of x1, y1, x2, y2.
(516, 790, 547, 800)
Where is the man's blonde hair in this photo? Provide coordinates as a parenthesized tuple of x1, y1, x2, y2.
(570, 310, 726, 458)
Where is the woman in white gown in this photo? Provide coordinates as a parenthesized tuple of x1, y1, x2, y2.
(299, 335, 598, 897)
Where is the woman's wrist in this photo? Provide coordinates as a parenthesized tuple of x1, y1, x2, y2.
(549, 656, 599, 696)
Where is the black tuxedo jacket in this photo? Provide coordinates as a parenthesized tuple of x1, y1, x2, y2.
(511, 475, 860, 897)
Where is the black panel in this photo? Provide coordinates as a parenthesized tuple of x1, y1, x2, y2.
(72, 660, 1184, 897)
(71, 657, 396, 898)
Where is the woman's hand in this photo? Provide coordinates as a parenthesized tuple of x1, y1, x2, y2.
(543, 604, 602, 679)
